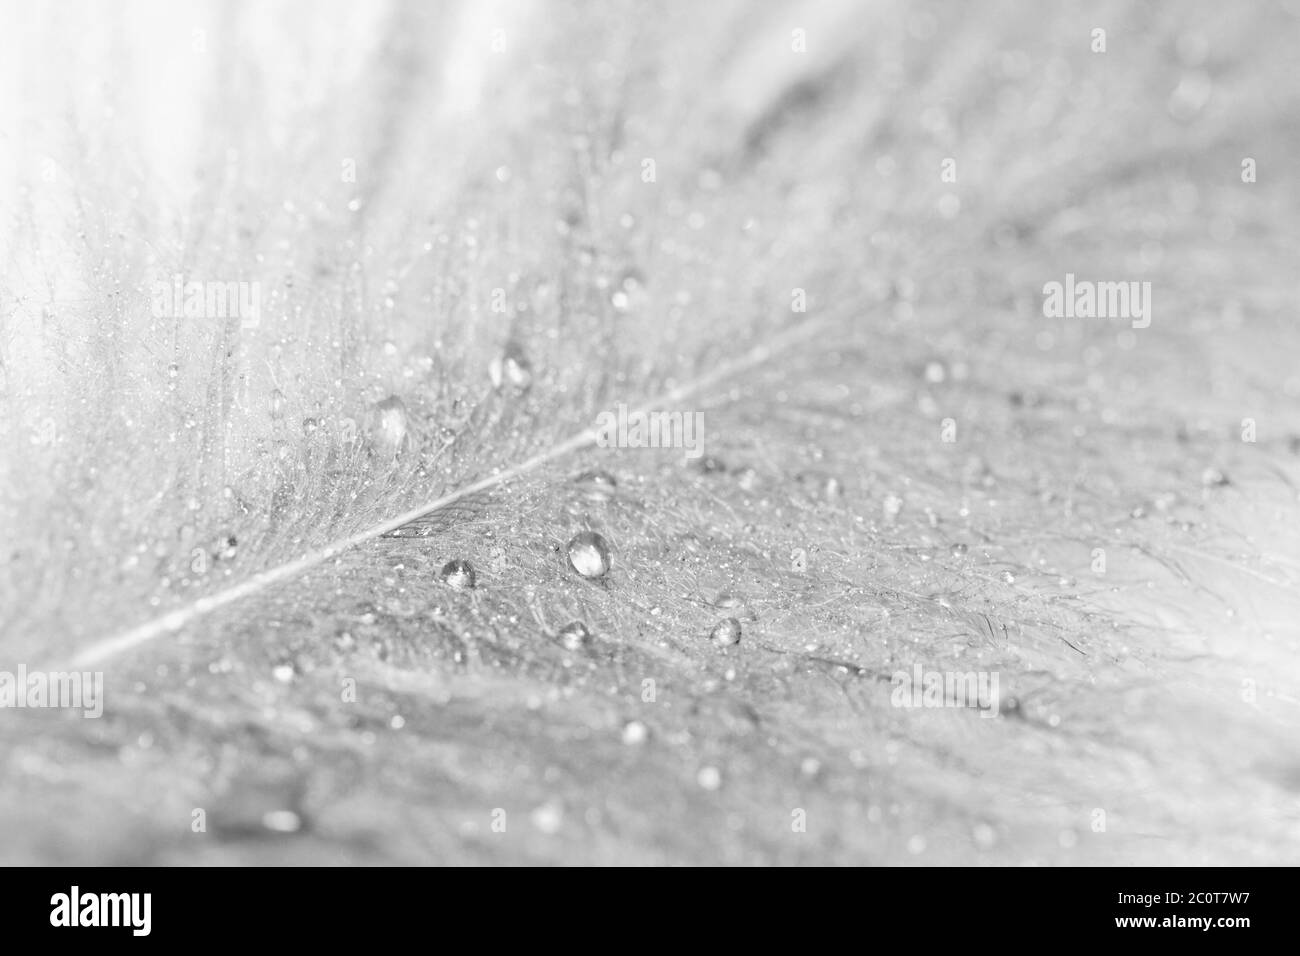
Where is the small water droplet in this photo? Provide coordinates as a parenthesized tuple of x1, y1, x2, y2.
(271, 661, 297, 683)
(697, 766, 722, 790)
(696, 456, 727, 475)
(1200, 466, 1229, 487)
(530, 801, 564, 834)
(440, 559, 476, 590)
(950, 542, 968, 557)
(556, 620, 592, 651)
(1000, 570, 1016, 584)
(262, 809, 302, 834)
(490, 344, 533, 392)
(567, 532, 611, 578)
(621, 720, 648, 745)
(709, 617, 742, 647)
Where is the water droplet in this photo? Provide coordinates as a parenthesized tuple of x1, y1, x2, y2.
(366, 396, 408, 458)
(556, 621, 592, 651)
(621, 720, 648, 745)
(697, 766, 722, 790)
(1000, 570, 1016, 584)
(619, 267, 645, 293)
(733, 466, 759, 491)
(489, 344, 533, 392)
(1200, 466, 1229, 487)
(950, 542, 969, 557)
(262, 809, 302, 834)
(567, 531, 611, 578)
(696, 456, 727, 474)
(302, 417, 321, 435)
(271, 661, 297, 683)
(270, 388, 286, 420)
(440, 559, 476, 590)
(219, 535, 238, 561)
(797, 470, 841, 499)
(573, 469, 617, 502)
(530, 801, 564, 834)
(167, 362, 179, 379)
(709, 617, 742, 647)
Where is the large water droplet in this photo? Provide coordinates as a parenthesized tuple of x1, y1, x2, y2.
(567, 531, 611, 578)
(709, 617, 742, 647)
(366, 396, 408, 458)
(440, 559, 476, 590)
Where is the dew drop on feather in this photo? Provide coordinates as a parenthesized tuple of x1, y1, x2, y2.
(366, 396, 408, 458)
(271, 661, 297, 683)
(440, 559, 476, 590)
(709, 617, 742, 647)
(567, 531, 611, 578)
(556, 621, 592, 651)
(573, 469, 617, 502)
(622, 720, 648, 745)
(490, 344, 533, 393)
